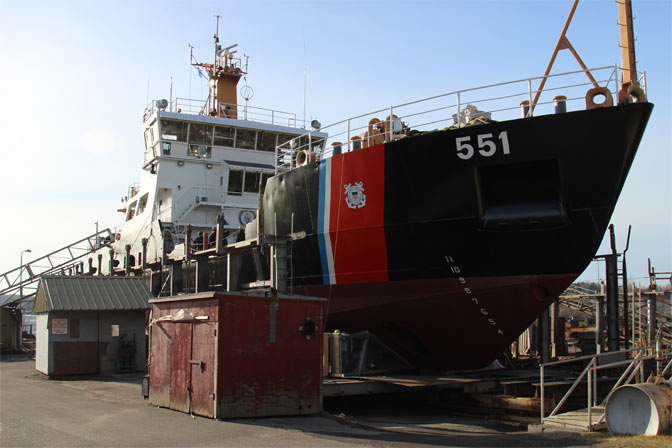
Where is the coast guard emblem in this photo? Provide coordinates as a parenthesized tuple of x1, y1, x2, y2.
(344, 182, 366, 209)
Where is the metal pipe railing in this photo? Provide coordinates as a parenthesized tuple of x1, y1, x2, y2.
(541, 345, 672, 427)
(275, 65, 622, 168)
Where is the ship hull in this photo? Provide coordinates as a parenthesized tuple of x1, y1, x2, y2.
(292, 273, 575, 370)
(263, 102, 653, 370)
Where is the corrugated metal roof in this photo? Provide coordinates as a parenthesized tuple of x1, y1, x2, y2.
(36, 276, 152, 312)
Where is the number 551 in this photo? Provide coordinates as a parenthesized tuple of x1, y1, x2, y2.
(455, 131, 510, 160)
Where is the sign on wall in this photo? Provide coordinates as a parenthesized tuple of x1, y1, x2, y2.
(51, 318, 68, 335)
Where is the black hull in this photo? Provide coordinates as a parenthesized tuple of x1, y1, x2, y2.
(262, 103, 653, 369)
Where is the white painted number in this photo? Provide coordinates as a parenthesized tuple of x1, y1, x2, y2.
(499, 131, 510, 154)
(477, 133, 496, 157)
(455, 136, 474, 160)
(455, 131, 511, 160)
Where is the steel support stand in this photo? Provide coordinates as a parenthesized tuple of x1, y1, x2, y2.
(595, 296, 604, 354)
(541, 307, 551, 364)
(647, 292, 657, 345)
(605, 253, 620, 351)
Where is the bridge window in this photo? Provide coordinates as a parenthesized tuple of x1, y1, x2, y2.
(236, 129, 256, 149)
(144, 129, 152, 151)
(126, 201, 137, 221)
(311, 137, 325, 153)
(136, 193, 149, 216)
(161, 119, 187, 142)
(214, 126, 234, 147)
(189, 123, 212, 145)
(258, 131, 277, 152)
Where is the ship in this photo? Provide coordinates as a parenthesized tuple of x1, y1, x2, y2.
(89, 1, 653, 370)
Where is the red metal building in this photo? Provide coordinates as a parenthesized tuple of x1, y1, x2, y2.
(148, 290, 325, 418)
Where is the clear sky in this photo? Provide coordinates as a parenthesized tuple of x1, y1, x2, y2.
(0, 0, 670, 287)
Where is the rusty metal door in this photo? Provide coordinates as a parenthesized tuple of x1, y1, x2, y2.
(169, 323, 191, 413)
(188, 322, 217, 418)
(150, 320, 217, 418)
(149, 321, 173, 408)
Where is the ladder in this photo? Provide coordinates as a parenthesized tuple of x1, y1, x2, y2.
(0, 228, 114, 306)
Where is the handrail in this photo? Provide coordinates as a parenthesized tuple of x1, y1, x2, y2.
(274, 64, 640, 172)
(144, 97, 305, 129)
(543, 357, 595, 418)
(540, 345, 672, 429)
(599, 351, 647, 406)
(0, 228, 116, 303)
(540, 345, 653, 368)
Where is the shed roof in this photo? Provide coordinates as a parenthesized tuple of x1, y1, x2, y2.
(33, 276, 152, 313)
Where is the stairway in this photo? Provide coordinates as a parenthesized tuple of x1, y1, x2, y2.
(0, 228, 114, 306)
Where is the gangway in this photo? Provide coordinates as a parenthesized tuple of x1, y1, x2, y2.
(0, 228, 114, 306)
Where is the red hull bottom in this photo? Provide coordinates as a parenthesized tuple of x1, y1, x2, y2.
(291, 274, 576, 370)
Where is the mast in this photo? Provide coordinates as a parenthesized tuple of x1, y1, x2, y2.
(192, 17, 245, 118)
(617, 0, 638, 89)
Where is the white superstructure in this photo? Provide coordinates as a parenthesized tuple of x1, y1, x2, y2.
(88, 28, 326, 275)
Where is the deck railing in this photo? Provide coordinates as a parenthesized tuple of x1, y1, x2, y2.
(275, 65, 647, 173)
(143, 97, 304, 129)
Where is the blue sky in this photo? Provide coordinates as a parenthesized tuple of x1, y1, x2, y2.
(0, 0, 669, 286)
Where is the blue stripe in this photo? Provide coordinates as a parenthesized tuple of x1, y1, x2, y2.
(317, 159, 330, 284)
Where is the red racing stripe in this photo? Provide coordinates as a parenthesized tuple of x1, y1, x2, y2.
(329, 144, 388, 284)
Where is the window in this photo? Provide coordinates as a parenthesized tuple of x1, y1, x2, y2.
(162, 142, 171, 155)
(214, 126, 235, 147)
(228, 171, 272, 194)
(69, 318, 80, 338)
(311, 137, 325, 153)
(161, 119, 187, 142)
(236, 129, 256, 149)
(127, 201, 137, 221)
(257, 131, 277, 152)
(188, 123, 212, 158)
(110, 324, 120, 337)
(244, 171, 261, 193)
(278, 133, 297, 150)
(189, 123, 212, 145)
(228, 170, 243, 195)
(188, 145, 212, 158)
(143, 129, 152, 151)
(136, 193, 149, 215)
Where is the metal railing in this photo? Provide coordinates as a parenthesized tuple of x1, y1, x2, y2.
(275, 65, 646, 172)
(0, 229, 115, 306)
(540, 344, 672, 429)
(143, 97, 304, 129)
